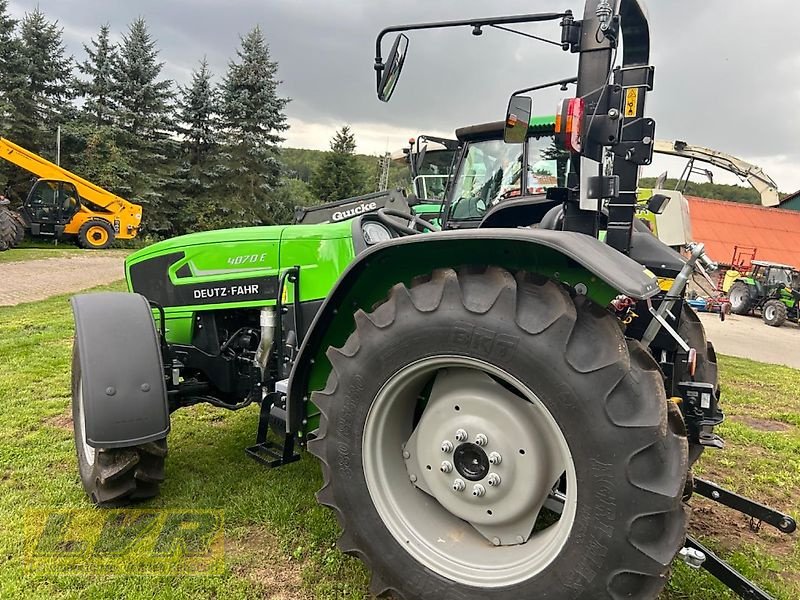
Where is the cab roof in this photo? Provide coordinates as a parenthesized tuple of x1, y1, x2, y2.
(455, 115, 556, 143)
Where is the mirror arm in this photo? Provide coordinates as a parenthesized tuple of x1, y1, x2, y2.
(510, 76, 577, 97)
(375, 11, 569, 85)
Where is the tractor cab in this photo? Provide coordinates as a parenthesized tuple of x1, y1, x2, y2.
(398, 135, 459, 202)
(441, 116, 567, 229)
(22, 178, 82, 237)
(750, 261, 795, 293)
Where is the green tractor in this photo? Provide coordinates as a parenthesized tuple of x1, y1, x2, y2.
(69, 3, 794, 599)
(728, 260, 800, 327)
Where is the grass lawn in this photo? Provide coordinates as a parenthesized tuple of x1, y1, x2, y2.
(0, 285, 797, 599)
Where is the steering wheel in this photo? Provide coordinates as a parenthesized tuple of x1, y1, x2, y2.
(376, 208, 440, 236)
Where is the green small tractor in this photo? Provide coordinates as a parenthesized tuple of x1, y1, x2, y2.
(69, 3, 795, 599)
(728, 260, 800, 327)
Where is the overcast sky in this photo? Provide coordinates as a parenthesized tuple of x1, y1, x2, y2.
(8, 0, 800, 193)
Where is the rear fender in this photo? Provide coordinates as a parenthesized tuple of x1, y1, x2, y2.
(71, 292, 169, 448)
(286, 229, 660, 433)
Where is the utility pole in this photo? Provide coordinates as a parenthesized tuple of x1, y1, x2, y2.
(56, 125, 61, 166)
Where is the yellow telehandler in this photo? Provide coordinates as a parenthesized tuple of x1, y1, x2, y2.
(0, 137, 142, 249)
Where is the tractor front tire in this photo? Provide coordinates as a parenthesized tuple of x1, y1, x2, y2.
(728, 282, 753, 315)
(77, 219, 115, 249)
(310, 267, 688, 600)
(762, 299, 787, 327)
(72, 343, 166, 505)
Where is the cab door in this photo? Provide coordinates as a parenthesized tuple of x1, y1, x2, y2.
(23, 179, 81, 234)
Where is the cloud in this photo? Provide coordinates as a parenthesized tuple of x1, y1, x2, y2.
(8, 0, 800, 190)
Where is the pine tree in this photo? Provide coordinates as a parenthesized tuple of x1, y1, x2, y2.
(171, 58, 223, 233)
(0, 1, 29, 190)
(77, 24, 117, 126)
(219, 26, 289, 225)
(112, 18, 175, 234)
(310, 126, 367, 202)
(5, 8, 74, 155)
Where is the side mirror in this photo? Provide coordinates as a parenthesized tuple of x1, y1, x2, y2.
(503, 95, 531, 144)
(415, 144, 428, 174)
(378, 34, 409, 102)
(647, 193, 671, 215)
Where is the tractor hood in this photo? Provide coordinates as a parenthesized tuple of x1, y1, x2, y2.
(125, 221, 355, 310)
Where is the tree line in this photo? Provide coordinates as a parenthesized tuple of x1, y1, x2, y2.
(0, 2, 399, 239)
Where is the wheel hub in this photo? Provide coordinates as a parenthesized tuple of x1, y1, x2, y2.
(453, 442, 489, 481)
(404, 367, 568, 546)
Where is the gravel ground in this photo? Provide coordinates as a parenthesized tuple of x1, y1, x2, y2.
(699, 311, 800, 369)
(0, 253, 125, 306)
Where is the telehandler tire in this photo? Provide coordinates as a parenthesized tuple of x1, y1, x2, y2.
(77, 219, 115, 249)
(71, 342, 166, 505)
(762, 299, 787, 327)
(310, 267, 688, 600)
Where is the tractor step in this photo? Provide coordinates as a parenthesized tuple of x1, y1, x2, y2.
(245, 388, 301, 468)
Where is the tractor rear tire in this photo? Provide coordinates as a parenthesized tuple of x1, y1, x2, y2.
(762, 300, 787, 327)
(71, 342, 166, 505)
(77, 219, 115, 250)
(8, 211, 25, 247)
(728, 282, 753, 315)
(0, 207, 14, 251)
(309, 267, 688, 600)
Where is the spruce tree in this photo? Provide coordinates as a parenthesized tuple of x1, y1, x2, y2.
(219, 26, 289, 225)
(77, 24, 117, 126)
(171, 58, 223, 233)
(0, 1, 29, 192)
(311, 126, 367, 202)
(6, 8, 73, 155)
(112, 18, 175, 234)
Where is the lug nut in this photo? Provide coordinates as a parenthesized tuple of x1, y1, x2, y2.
(455, 429, 468, 442)
(441, 440, 454, 453)
(472, 484, 486, 497)
(487, 473, 501, 487)
(452, 478, 466, 492)
(475, 433, 488, 447)
(489, 451, 502, 465)
(440, 461, 453, 474)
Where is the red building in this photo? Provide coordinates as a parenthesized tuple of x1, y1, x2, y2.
(687, 196, 800, 267)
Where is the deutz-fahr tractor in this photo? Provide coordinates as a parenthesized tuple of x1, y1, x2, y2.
(729, 260, 800, 327)
(69, 2, 795, 599)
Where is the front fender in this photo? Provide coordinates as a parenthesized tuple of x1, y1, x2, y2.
(286, 229, 659, 433)
(71, 292, 169, 448)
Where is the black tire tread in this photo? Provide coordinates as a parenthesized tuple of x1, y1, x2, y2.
(728, 281, 753, 315)
(309, 267, 687, 600)
(0, 207, 14, 251)
(762, 299, 787, 327)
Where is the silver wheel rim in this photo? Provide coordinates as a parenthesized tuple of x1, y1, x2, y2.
(362, 356, 577, 588)
(77, 381, 96, 466)
(730, 288, 744, 308)
(765, 305, 776, 321)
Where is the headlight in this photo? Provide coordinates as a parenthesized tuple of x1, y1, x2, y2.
(362, 221, 392, 245)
